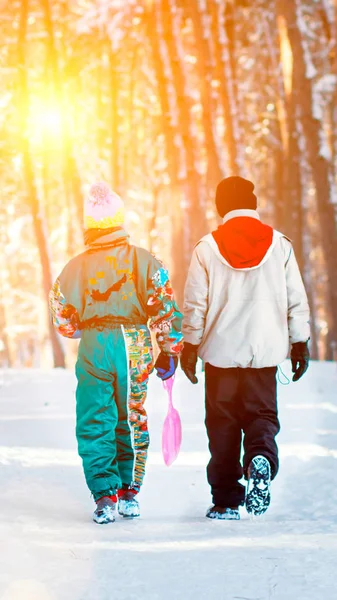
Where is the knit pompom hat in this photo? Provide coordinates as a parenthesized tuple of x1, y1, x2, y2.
(84, 182, 125, 230)
(215, 176, 257, 217)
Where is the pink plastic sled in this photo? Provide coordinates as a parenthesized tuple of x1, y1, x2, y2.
(161, 376, 182, 466)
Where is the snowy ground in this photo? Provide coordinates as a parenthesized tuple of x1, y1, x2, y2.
(0, 361, 336, 600)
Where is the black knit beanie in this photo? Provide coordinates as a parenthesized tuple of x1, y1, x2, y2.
(215, 176, 257, 217)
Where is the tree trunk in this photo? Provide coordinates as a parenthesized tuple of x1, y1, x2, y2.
(208, 1, 245, 174)
(284, 87, 304, 270)
(145, 5, 186, 301)
(277, 0, 337, 359)
(18, 0, 65, 368)
(185, 3, 223, 185)
(145, 7, 181, 186)
(261, 6, 289, 232)
(42, 0, 83, 228)
(0, 301, 12, 367)
(160, 0, 205, 250)
(125, 47, 138, 192)
(108, 46, 120, 191)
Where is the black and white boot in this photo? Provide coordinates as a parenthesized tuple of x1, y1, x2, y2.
(206, 506, 240, 520)
(246, 455, 271, 516)
(93, 495, 117, 524)
(118, 491, 140, 518)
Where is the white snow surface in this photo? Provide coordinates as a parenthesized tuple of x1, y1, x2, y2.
(0, 361, 336, 600)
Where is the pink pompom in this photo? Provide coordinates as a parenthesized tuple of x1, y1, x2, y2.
(88, 182, 115, 206)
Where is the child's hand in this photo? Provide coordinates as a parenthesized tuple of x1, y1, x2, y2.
(155, 353, 178, 381)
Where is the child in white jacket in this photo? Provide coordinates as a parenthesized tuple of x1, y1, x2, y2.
(181, 176, 310, 520)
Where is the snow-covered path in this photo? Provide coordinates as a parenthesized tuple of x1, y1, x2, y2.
(0, 362, 336, 600)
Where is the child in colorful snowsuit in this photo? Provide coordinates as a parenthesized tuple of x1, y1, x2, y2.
(49, 183, 183, 524)
(181, 176, 310, 520)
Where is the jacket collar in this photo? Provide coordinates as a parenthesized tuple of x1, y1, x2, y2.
(85, 227, 130, 249)
(222, 209, 261, 224)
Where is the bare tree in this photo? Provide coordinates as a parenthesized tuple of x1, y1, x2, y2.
(277, 0, 337, 359)
(18, 0, 65, 368)
(183, 2, 223, 185)
(209, 0, 245, 175)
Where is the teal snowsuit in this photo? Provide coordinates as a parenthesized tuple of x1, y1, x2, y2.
(50, 228, 183, 500)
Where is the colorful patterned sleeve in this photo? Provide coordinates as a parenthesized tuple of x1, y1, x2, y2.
(49, 278, 81, 339)
(147, 261, 183, 355)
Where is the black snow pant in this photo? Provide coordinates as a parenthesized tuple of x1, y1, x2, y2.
(205, 364, 280, 508)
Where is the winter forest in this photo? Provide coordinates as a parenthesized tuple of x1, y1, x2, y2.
(1, 0, 337, 368)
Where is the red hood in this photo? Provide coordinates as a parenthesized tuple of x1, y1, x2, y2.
(212, 217, 273, 269)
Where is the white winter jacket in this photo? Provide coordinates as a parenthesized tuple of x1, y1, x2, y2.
(182, 209, 310, 369)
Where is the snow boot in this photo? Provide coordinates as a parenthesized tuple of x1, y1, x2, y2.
(118, 489, 140, 518)
(93, 495, 117, 524)
(206, 506, 240, 520)
(246, 455, 271, 516)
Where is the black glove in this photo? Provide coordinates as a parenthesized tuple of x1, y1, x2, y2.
(154, 352, 178, 381)
(291, 341, 310, 382)
(180, 342, 199, 384)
